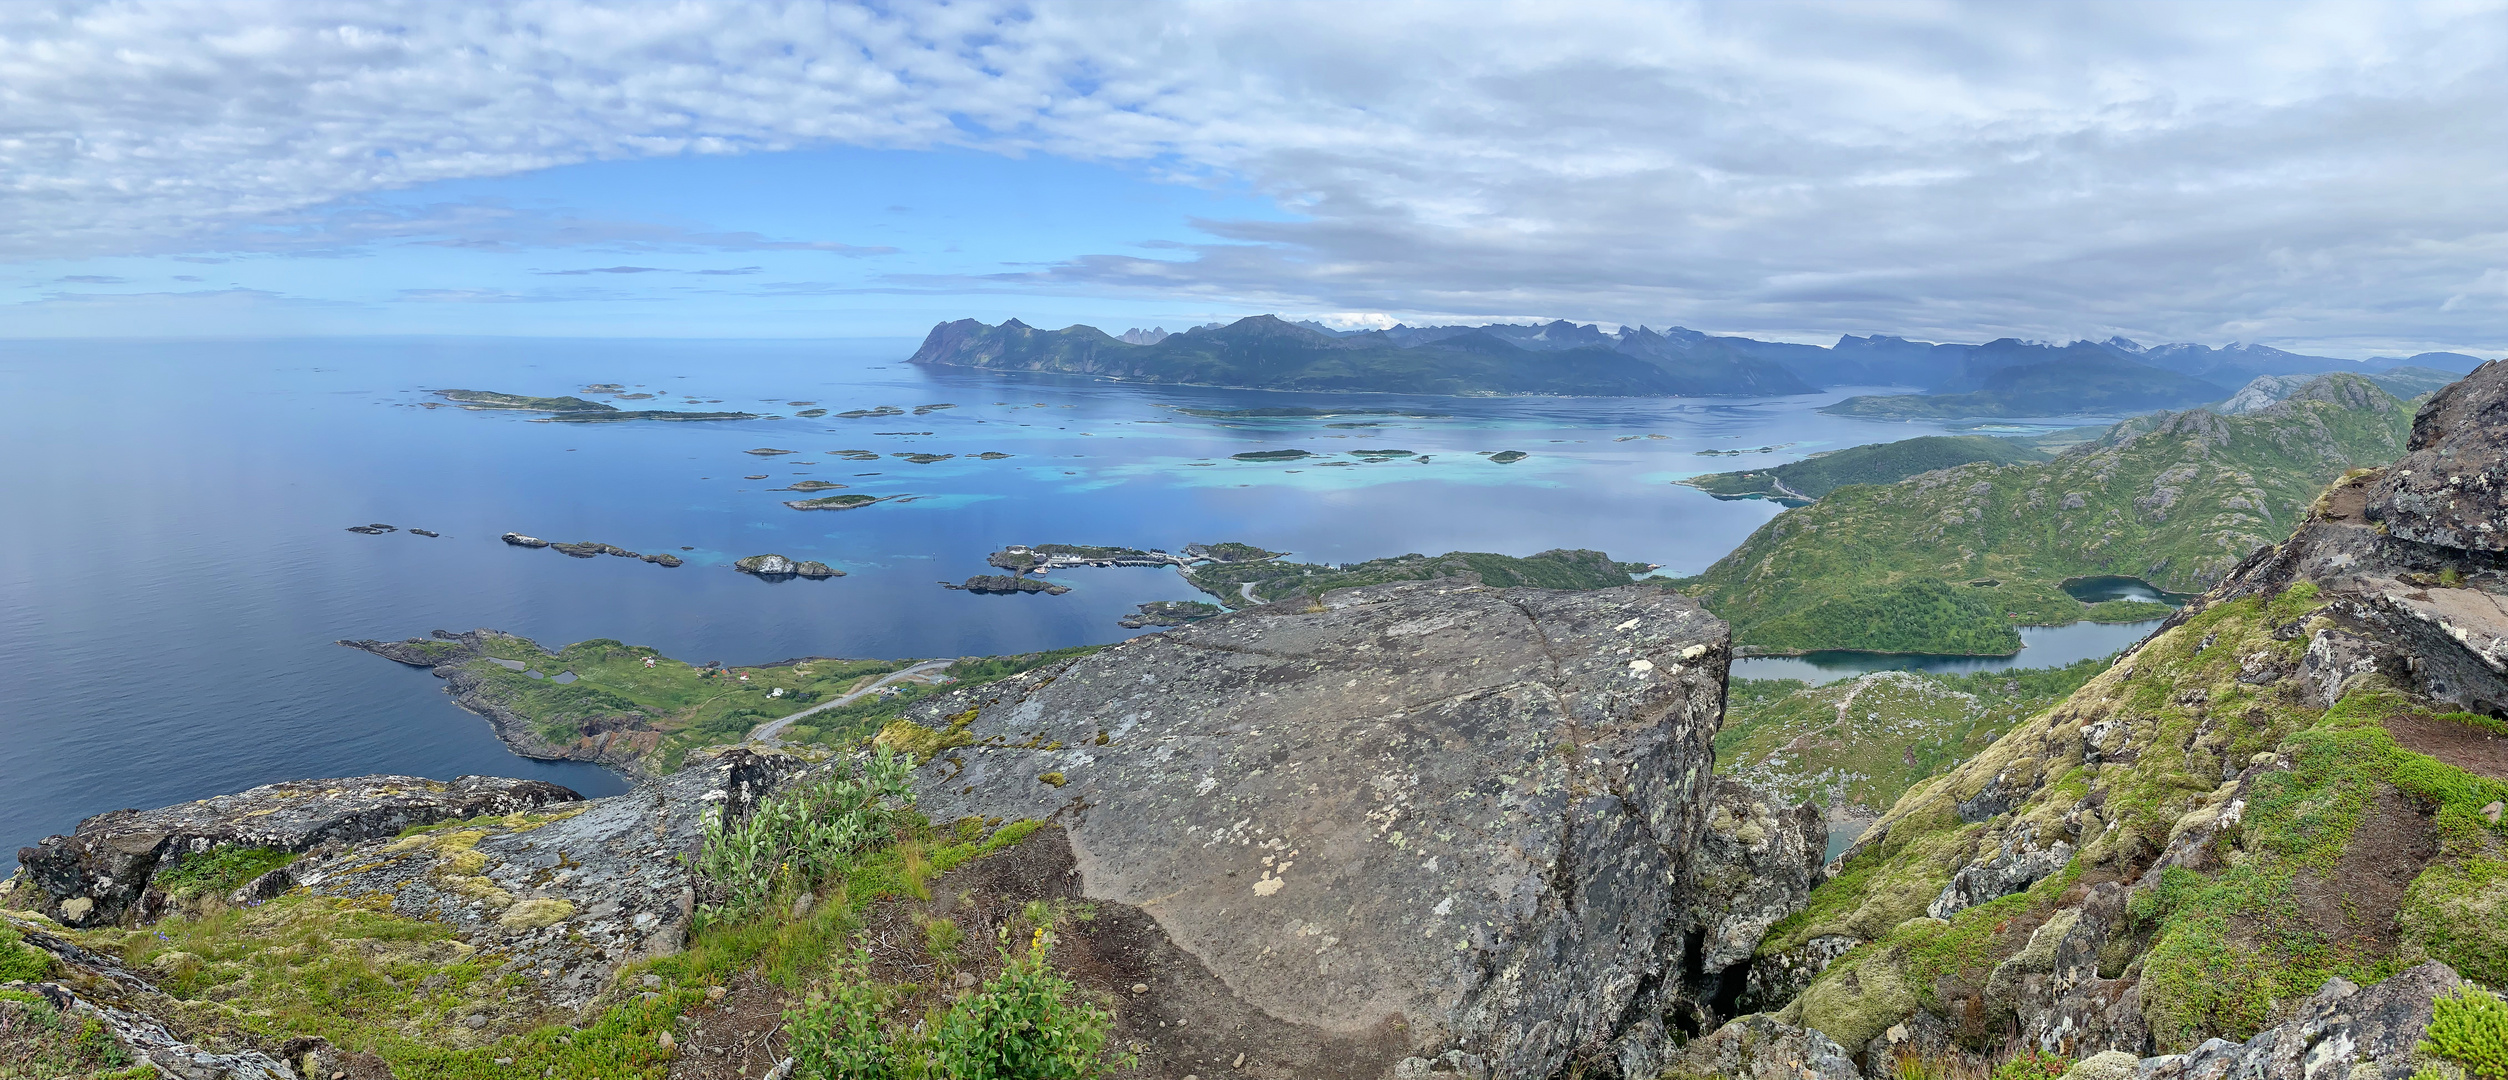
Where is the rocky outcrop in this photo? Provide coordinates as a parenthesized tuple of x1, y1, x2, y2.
(2364, 359, 2508, 553)
(882, 579, 1807, 1078)
(282, 747, 806, 1010)
(13, 774, 580, 927)
(1660, 1014, 1857, 1080)
(2135, 962, 2466, 1080)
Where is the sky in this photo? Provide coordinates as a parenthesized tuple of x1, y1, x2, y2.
(4, 0, 2506, 356)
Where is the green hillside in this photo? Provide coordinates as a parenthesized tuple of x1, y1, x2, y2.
(1685, 434, 2053, 505)
(1677, 375, 2413, 654)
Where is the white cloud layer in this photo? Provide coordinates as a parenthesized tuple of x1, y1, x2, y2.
(6, 0, 2507, 350)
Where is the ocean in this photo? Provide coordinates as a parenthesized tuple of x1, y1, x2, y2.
(0, 336, 2126, 851)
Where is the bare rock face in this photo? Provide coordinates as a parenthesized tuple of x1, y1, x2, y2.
(890, 580, 1757, 1078)
(2365, 358, 2508, 552)
(13, 774, 581, 927)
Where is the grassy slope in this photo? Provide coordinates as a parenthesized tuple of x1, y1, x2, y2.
(1765, 586, 2508, 1055)
(17, 805, 1049, 1080)
(1183, 547, 1649, 607)
(1719, 659, 2107, 822)
(1677, 376, 2411, 654)
(1687, 435, 2053, 503)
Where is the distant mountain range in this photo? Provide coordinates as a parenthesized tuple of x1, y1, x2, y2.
(908, 314, 2488, 405)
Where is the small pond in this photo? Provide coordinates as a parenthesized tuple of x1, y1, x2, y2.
(1730, 618, 2167, 685)
(2060, 575, 2195, 605)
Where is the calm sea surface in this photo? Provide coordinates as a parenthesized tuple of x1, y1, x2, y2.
(0, 337, 2110, 851)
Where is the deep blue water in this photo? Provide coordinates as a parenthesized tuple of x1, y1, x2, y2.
(0, 337, 2101, 851)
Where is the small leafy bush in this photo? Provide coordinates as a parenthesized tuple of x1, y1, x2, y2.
(2422, 987, 2508, 1080)
(694, 749, 914, 922)
(928, 930, 1127, 1080)
(784, 950, 902, 1080)
(1988, 1048, 2071, 1080)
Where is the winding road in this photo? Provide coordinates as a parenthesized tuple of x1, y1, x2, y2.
(748, 659, 956, 746)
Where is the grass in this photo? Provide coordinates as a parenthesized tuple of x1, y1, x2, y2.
(1677, 376, 2411, 653)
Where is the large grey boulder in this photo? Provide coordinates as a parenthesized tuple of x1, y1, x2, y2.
(889, 580, 1750, 1078)
(13, 774, 580, 927)
(2366, 358, 2508, 552)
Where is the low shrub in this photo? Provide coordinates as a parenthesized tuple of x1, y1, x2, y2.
(693, 749, 914, 923)
(0, 923, 54, 981)
(2421, 986, 2508, 1079)
(927, 929, 1127, 1080)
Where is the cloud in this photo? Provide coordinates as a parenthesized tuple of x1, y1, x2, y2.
(536, 266, 668, 275)
(4, 1, 2507, 351)
(54, 275, 129, 284)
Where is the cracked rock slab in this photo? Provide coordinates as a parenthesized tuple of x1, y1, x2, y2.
(893, 581, 1733, 1079)
(14, 774, 582, 927)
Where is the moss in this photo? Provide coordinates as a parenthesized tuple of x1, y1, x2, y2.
(2400, 857, 2508, 987)
(497, 898, 575, 931)
(1037, 772, 1067, 788)
(1791, 941, 1920, 1051)
(873, 709, 977, 763)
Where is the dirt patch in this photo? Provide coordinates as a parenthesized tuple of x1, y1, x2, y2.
(669, 828, 1412, 1080)
(2315, 478, 2373, 524)
(2290, 784, 2437, 961)
(2382, 712, 2508, 780)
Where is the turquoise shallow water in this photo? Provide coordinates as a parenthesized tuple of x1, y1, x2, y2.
(0, 337, 2102, 851)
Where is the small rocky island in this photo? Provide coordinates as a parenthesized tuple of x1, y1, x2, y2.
(1118, 599, 1222, 627)
(943, 574, 1070, 595)
(782, 493, 885, 511)
(434, 389, 756, 422)
(732, 554, 842, 579)
(499, 532, 683, 567)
